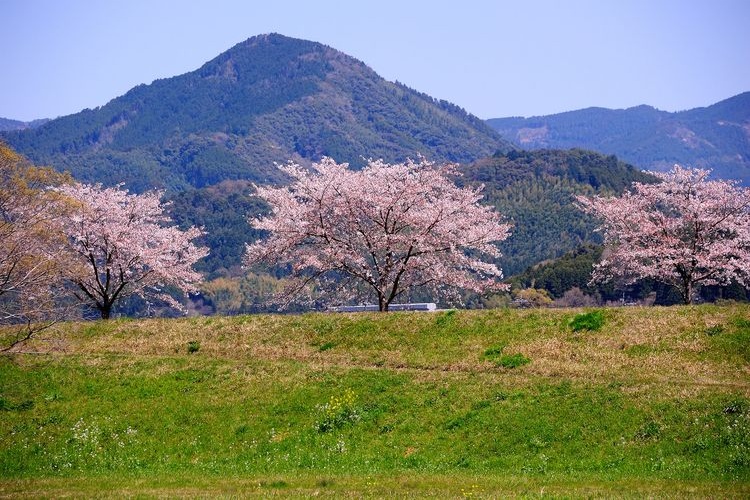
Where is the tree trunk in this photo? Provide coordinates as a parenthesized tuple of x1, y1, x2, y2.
(378, 297, 390, 312)
(98, 302, 112, 320)
(681, 281, 694, 305)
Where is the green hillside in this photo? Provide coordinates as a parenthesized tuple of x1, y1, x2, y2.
(488, 92, 750, 185)
(1, 306, 748, 496)
(461, 148, 655, 277)
(1, 34, 510, 193)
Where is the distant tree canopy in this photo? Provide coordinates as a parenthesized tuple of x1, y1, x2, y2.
(509, 245, 605, 299)
(167, 180, 268, 279)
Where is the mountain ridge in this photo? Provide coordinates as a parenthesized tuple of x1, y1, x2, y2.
(488, 92, 750, 184)
(0, 117, 50, 132)
(2, 33, 511, 192)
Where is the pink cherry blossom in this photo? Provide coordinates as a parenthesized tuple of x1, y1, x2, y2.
(245, 157, 511, 311)
(57, 183, 209, 319)
(576, 165, 750, 304)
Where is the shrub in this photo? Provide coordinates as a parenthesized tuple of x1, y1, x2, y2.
(497, 353, 531, 368)
(482, 344, 530, 369)
(187, 340, 200, 354)
(514, 288, 553, 308)
(554, 287, 598, 307)
(570, 310, 605, 332)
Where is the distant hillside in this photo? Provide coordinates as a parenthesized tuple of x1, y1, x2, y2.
(488, 92, 750, 184)
(460, 148, 655, 277)
(2, 34, 511, 192)
(0, 117, 49, 132)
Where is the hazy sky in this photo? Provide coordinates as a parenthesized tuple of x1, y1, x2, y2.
(3, 0, 749, 121)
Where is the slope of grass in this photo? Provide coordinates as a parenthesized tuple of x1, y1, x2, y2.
(1, 305, 749, 497)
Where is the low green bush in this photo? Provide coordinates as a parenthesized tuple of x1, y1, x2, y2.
(315, 389, 361, 433)
(482, 344, 530, 369)
(497, 353, 530, 368)
(570, 310, 605, 331)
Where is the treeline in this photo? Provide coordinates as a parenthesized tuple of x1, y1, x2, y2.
(460, 148, 654, 276)
(511, 244, 749, 306)
(166, 148, 653, 284)
(163, 148, 665, 314)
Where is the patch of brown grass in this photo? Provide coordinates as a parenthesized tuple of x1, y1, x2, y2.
(9, 304, 748, 397)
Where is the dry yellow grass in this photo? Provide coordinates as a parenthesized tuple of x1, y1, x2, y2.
(8, 304, 749, 398)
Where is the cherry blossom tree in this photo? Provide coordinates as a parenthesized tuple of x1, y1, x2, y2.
(0, 143, 72, 350)
(244, 157, 511, 311)
(58, 183, 209, 319)
(576, 165, 750, 304)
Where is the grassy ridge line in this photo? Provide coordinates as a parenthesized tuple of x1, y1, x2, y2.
(49, 305, 749, 393)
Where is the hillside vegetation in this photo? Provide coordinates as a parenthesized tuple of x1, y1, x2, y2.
(1, 305, 748, 496)
(461, 148, 654, 277)
(488, 92, 750, 185)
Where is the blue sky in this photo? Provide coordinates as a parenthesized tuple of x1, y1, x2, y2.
(3, 0, 749, 121)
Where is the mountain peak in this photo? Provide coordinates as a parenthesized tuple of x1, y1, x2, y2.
(2, 34, 510, 192)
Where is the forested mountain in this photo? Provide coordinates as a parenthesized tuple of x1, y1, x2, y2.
(487, 92, 750, 184)
(0, 117, 49, 132)
(1, 34, 511, 192)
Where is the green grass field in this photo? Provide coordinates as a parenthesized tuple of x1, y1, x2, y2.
(1, 305, 749, 497)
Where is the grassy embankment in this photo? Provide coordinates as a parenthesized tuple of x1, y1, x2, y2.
(1, 305, 749, 497)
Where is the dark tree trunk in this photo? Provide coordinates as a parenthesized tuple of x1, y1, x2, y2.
(99, 307, 111, 320)
(98, 301, 113, 319)
(376, 291, 391, 312)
